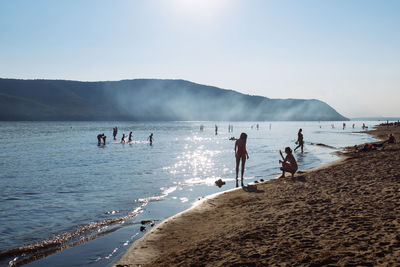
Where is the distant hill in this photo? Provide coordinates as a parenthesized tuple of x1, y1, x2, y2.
(0, 78, 348, 121)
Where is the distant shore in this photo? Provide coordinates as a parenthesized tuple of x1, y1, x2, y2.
(116, 124, 400, 266)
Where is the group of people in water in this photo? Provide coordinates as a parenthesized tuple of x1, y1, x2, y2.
(100, 122, 395, 188)
(120, 132, 133, 143)
(98, 127, 154, 146)
(329, 123, 358, 129)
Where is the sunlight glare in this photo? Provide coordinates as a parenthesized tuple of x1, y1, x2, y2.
(171, 0, 228, 21)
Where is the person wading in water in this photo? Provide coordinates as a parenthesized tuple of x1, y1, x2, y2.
(235, 133, 249, 187)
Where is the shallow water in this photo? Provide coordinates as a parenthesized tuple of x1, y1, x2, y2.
(0, 121, 378, 266)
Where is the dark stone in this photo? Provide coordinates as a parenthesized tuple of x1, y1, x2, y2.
(215, 179, 226, 188)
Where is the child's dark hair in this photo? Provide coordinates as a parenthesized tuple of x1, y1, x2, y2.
(285, 147, 292, 154)
(240, 133, 247, 141)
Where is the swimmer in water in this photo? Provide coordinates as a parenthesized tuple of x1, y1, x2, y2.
(97, 133, 104, 145)
(113, 127, 118, 140)
(148, 133, 153, 146)
(102, 135, 106, 145)
(129, 132, 133, 142)
(294, 128, 304, 153)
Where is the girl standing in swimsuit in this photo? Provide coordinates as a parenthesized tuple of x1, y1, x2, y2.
(235, 133, 249, 187)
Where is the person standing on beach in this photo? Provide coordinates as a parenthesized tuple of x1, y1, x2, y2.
(279, 147, 298, 178)
(294, 128, 304, 153)
(235, 133, 249, 187)
(128, 132, 133, 142)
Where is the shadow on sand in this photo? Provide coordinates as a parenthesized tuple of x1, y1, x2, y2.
(291, 175, 307, 183)
(242, 184, 264, 193)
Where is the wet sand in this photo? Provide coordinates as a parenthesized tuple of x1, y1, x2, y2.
(116, 125, 400, 266)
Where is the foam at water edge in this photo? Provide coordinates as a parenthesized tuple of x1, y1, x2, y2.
(1, 203, 147, 266)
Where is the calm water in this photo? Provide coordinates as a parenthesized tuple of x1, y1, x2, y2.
(0, 121, 378, 266)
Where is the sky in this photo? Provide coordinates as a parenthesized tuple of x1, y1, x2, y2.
(0, 0, 399, 118)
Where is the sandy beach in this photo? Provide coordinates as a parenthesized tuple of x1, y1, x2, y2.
(116, 125, 400, 266)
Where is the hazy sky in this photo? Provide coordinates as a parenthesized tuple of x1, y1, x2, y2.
(1, 0, 399, 118)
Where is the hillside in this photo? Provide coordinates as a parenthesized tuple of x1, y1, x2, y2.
(0, 78, 348, 121)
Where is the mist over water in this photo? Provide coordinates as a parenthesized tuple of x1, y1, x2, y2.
(0, 121, 378, 266)
(101, 79, 346, 121)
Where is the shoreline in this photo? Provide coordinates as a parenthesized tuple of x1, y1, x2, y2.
(116, 125, 400, 266)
